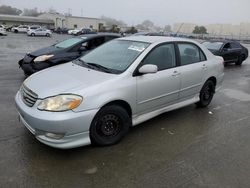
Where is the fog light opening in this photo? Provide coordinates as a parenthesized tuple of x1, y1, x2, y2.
(45, 132, 64, 140)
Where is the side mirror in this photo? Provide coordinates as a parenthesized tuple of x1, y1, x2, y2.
(79, 46, 87, 52)
(138, 64, 158, 75)
(222, 48, 229, 52)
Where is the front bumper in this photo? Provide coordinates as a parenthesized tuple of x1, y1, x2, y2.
(19, 59, 51, 75)
(15, 91, 99, 149)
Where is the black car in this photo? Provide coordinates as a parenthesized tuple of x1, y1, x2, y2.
(19, 33, 121, 75)
(203, 41, 248, 66)
(75, 28, 97, 36)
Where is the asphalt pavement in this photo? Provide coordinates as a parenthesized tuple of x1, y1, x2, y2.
(0, 33, 250, 188)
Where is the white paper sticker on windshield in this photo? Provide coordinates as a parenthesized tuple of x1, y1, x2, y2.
(128, 45, 145, 52)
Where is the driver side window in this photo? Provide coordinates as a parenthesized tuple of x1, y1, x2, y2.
(142, 43, 176, 71)
(223, 43, 231, 49)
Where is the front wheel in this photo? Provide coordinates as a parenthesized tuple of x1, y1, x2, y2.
(31, 33, 35, 37)
(46, 33, 51, 37)
(90, 105, 131, 146)
(196, 80, 215, 108)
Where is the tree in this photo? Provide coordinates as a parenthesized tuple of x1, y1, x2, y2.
(136, 20, 155, 31)
(0, 5, 22, 15)
(101, 16, 127, 28)
(22, 7, 41, 17)
(110, 25, 120, 33)
(164, 25, 172, 33)
(193, 26, 207, 34)
(126, 27, 138, 34)
(47, 7, 57, 14)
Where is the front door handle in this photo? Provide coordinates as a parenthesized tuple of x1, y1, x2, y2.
(172, 71, 180, 76)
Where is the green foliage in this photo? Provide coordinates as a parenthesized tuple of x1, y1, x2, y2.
(110, 25, 120, 33)
(193, 26, 208, 34)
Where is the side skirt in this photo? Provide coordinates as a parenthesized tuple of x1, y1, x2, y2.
(132, 95, 200, 126)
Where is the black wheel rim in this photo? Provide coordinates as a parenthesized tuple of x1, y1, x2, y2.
(202, 83, 213, 102)
(96, 114, 122, 137)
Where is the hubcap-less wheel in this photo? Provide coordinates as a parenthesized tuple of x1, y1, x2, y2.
(196, 80, 215, 108)
(90, 105, 131, 146)
(97, 114, 121, 137)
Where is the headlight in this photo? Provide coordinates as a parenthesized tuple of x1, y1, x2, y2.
(37, 95, 82, 112)
(34, 55, 54, 63)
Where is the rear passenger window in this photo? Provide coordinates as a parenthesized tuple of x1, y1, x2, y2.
(200, 50, 206, 61)
(142, 43, 176, 71)
(178, 43, 206, 65)
(230, 42, 241, 49)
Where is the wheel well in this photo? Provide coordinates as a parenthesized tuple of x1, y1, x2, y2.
(207, 77, 217, 87)
(102, 100, 132, 117)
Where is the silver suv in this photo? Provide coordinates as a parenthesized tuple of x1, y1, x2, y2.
(15, 36, 224, 149)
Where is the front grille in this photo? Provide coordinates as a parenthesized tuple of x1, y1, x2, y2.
(21, 84, 38, 107)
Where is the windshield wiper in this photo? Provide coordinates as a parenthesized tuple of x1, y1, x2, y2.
(73, 59, 120, 74)
(85, 63, 116, 73)
(73, 58, 88, 67)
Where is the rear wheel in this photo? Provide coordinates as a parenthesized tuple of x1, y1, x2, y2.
(31, 33, 35, 37)
(14, 30, 18, 33)
(235, 54, 245, 66)
(90, 105, 130, 146)
(46, 33, 50, 37)
(196, 80, 215, 108)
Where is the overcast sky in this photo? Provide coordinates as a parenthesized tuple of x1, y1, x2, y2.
(0, 0, 249, 26)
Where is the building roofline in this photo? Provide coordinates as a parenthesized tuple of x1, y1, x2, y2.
(0, 14, 54, 24)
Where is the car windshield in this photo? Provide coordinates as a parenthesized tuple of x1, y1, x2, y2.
(55, 38, 83, 49)
(79, 40, 150, 73)
(203, 42, 223, 50)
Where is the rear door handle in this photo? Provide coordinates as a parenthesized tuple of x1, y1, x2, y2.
(202, 64, 207, 70)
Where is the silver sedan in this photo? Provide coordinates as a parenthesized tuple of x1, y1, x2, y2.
(27, 28, 52, 37)
(15, 36, 224, 149)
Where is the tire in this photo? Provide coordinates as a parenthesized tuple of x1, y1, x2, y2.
(235, 54, 245, 66)
(46, 33, 50, 37)
(14, 30, 18, 33)
(31, 33, 35, 37)
(90, 105, 131, 146)
(196, 80, 215, 108)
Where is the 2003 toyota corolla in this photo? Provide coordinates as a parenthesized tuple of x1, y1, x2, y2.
(15, 36, 224, 149)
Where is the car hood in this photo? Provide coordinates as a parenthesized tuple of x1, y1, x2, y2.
(23, 62, 116, 98)
(30, 46, 61, 57)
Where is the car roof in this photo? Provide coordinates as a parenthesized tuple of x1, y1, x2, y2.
(76, 33, 121, 39)
(119, 36, 198, 44)
(205, 40, 239, 44)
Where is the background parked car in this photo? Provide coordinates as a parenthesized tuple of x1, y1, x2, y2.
(76, 28, 97, 35)
(18, 33, 121, 75)
(11, 25, 29, 33)
(27, 25, 41, 32)
(203, 41, 249, 65)
(0, 27, 7, 36)
(0, 25, 5, 29)
(54, 27, 69, 34)
(5, 25, 18, 32)
(27, 28, 52, 37)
